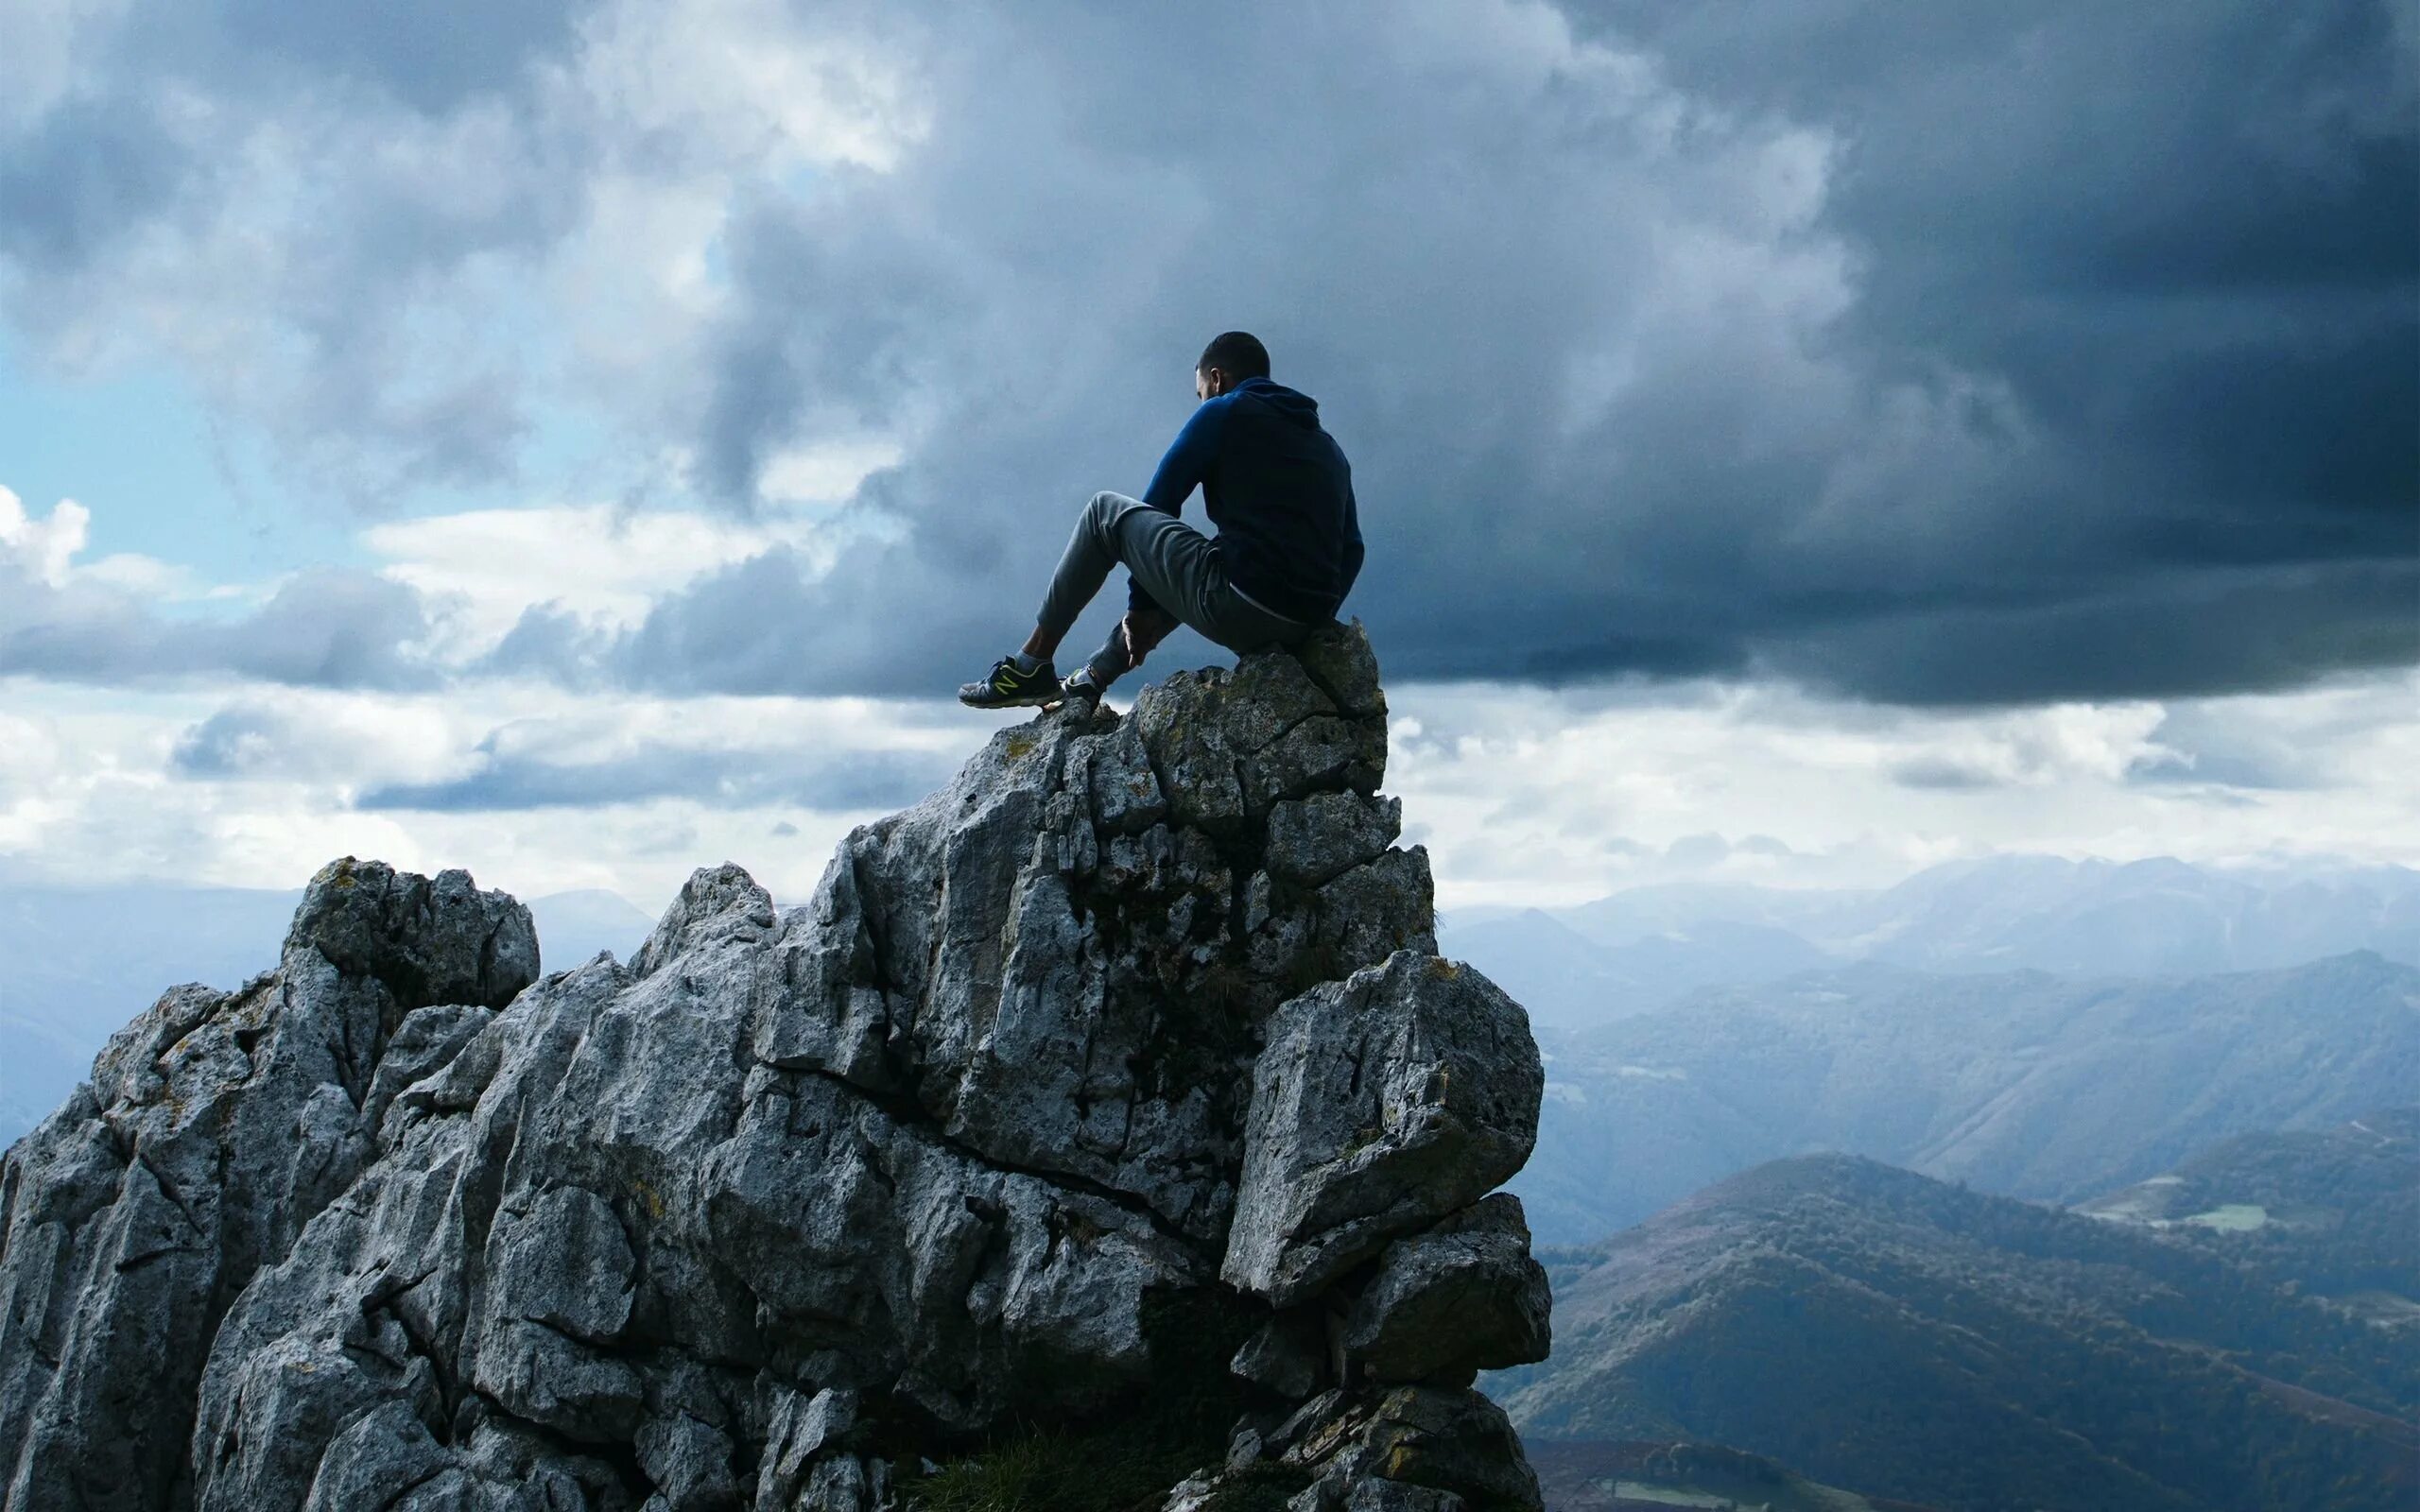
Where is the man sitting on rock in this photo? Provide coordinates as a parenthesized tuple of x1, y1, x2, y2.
(959, 330, 1364, 711)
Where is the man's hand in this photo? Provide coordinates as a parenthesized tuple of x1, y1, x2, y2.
(1117, 607, 1178, 671)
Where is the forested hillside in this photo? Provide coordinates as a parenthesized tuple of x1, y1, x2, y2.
(1492, 1154, 2418, 1512)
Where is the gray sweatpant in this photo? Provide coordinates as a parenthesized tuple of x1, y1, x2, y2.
(1038, 490, 1312, 688)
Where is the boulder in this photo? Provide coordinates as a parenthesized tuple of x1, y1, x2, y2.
(288, 856, 540, 1014)
(1294, 618, 1388, 721)
(1341, 1194, 1551, 1383)
(1223, 954, 1544, 1305)
(1268, 793, 1402, 888)
(1272, 1386, 1542, 1512)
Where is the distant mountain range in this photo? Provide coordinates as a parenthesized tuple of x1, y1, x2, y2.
(1442, 854, 2420, 1027)
(1491, 1144, 2420, 1512)
(0, 881, 655, 1144)
(1509, 951, 2420, 1245)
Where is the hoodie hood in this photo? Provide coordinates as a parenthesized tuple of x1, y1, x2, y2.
(1234, 375, 1322, 426)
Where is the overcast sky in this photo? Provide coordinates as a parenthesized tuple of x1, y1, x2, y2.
(2, 0, 2413, 914)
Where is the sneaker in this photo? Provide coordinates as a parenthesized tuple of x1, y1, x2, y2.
(958, 654, 1060, 709)
(1056, 666, 1107, 712)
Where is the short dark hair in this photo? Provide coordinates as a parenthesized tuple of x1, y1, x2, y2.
(1198, 331, 1270, 381)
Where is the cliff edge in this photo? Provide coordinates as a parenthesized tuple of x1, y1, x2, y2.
(0, 623, 1549, 1512)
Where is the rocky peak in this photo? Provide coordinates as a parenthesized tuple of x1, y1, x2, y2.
(0, 621, 1550, 1512)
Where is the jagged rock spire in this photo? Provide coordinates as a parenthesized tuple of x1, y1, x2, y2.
(0, 622, 1549, 1512)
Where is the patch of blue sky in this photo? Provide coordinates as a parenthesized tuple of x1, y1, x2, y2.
(507, 402, 675, 513)
(0, 335, 349, 589)
(0, 330, 687, 616)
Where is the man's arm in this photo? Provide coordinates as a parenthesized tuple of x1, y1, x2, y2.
(1114, 602, 1182, 672)
(1127, 397, 1227, 614)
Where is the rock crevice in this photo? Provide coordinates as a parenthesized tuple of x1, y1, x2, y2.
(0, 622, 1549, 1512)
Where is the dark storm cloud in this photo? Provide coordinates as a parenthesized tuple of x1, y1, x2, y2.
(588, 1, 2413, 705)
(4, 1, 2411, 705)
(354, 740, 953, 814)
(0, 563, 437, 690)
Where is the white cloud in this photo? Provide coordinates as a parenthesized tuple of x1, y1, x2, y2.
(359, 431, 908, 655)
(756, 435, 905, 507)
(574, 0, 931, 176)
(4, 656, 2414, 921)
(0, 671, 996, 908)
(365, 503, 835, 654)
(0, 486, 209, 600)
(0, 487, 86, 587)
(1386, 671, 2420, 909)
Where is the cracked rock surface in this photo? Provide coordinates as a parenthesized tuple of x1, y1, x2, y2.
(0, 622, 1547, 1512)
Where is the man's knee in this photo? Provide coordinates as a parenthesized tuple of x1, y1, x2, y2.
(1081, 490, 1143, 552)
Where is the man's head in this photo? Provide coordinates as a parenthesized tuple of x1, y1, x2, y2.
(1196, 331, 1270, 400)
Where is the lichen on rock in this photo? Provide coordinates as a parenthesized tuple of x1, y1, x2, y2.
(0, 619, 1548, 1512)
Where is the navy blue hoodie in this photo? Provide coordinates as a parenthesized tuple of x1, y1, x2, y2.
(1128, 376, 1363, 624)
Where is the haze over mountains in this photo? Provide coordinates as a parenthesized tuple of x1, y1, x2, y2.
(1440, 854, 2420, 1028)
(1508, 951, 2420, 1244)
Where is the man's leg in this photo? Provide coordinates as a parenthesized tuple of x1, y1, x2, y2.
(972, 487, 1297, 707)
(1044, 493, 1221, 696)
(1064, 505, 1277, 696)
(1028, 491, 1168, 660)
(961, 490, 1198, 709)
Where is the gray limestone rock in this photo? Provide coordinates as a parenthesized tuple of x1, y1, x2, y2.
(757, 1387, 860, 1507)
(637, 1414, 740, 1512)
(1223, 954, 1544, 1306)
(1294, 1483, 1467, 1512)
(1341, 1194, 1551, 1383)
(301, 1399, 453, 1512)
(484, 1185, 639, 1345)
(1242, 713, 1386, 817)
(0, 624, 1548, 1512)
(1293, 619, 1387, 722)
(1086, 717, 1169, 835)
(1277, 1386, 1541, 1512)
(1341, 1484, 1467, 1512)
(1189, 1381, 1532, 1512)
(1268, 793, 1402, 888)
(288, 856, 541, 1014)
(0, 860, 531, 1512)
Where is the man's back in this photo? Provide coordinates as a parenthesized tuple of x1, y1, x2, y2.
(1203, 379, 1363, 624)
